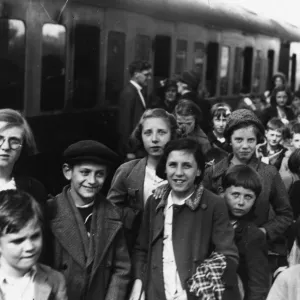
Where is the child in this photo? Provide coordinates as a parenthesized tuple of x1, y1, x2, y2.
(280, 122, 300, 173)
(257, 117, 287, 170)
(0, 189, 67, 300)
(223, 165, 269, 300)
(207, 102, 232, 153)
(46, 140, 131, 300)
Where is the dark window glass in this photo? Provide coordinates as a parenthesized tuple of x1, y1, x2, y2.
(105, 31, 125, 105)
(206, 42, 219, 97)
(73, 24, 100, 109)
(267, 50, 275, 90)
(252, 50, 262, 93)
(220, 46, 230, 96)
(194, 42, 205, 87)
(0, 19, 25, 109)
(242, 47, 253, 93)
(233, 47, 243, 94)
(41, 24, 66, 111)
(175, 40, 187, 74)
(135, 34, 151, 61)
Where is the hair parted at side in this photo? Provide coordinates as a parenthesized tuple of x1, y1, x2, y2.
(267, 117, 285, 132)
(210, 102, 232, 118)
(0, 190, 43, 235)
(128, 60, 152, 77)
(175, 99, 203, 124)
(270, 85, 292, 107)
(0, 108, 37, 156)
(129, 108, 178, 153)
(222, 165, 262, 198)
(156, 138, 205, 184)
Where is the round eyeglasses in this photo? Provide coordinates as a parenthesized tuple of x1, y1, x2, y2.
(0, 137, 23, 150)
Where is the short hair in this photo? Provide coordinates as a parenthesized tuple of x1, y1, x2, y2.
(270, 86, 292, 107)
(129, 108, 178, 153)
(267, 117, 285, 133)
(210, 102, 231, 119)
(128, 60, 152, 77)
(156, 138, 205, 184)
(0, 190, 43, 236)
(222, 165, 262, 198)
(288, 149, 300, 174)
(291, 122, 300, 137)
(0, 109, 37, 157)
(175, 99, 203, 124)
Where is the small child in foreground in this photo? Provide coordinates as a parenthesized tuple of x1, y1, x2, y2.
(0, 189, 67, 300)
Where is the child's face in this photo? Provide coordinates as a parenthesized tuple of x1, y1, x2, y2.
(0, 219, 42, 277)
(292, 133, 300, 149)
(213, 115, 227, 135)
(276, 91, 288, 107)
(64, 162, 107, 203)
(224, 186, 256, 218)
(176, 114, 196, 135)
(266, 129, 282, 147)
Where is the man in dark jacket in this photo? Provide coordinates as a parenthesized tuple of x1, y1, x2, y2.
(118, 60, 152, 159)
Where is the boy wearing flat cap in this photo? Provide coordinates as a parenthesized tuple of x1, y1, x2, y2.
(46, 140, 131, 300)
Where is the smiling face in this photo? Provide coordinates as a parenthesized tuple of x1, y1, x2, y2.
(141, 117, 171, 158)
(0, 219, 42, 278)
(165, 150, 200, 199)
(63, 162, 107, 206)
(224, 185, 256, 218)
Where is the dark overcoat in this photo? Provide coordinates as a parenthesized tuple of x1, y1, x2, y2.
(133, 184, 241, 300)
(203, 154, 293, 255)
(46, 186, 131, 300)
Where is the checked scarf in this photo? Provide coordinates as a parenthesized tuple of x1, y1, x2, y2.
(187, 252, 226, 300)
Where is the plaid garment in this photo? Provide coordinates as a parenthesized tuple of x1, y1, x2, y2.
(187, 252, 226, 300)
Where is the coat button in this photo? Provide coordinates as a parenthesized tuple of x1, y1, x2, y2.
(201, 204, 207, 210)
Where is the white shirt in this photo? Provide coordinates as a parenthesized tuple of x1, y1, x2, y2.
(0, 267, 36, 300)
(163, 192, 193, 300)
(130, 80, 146, 108)
(143, 166, 166, 204)
(0, 178, 16, 192)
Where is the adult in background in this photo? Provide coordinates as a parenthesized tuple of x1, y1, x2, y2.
(118, 60, 152, 160)
(264, 72, 286, 104)
(203, 109, 293, 277)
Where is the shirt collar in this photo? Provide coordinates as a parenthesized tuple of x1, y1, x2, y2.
(0, 265, 37, 285)
(130, 80, 142, 91)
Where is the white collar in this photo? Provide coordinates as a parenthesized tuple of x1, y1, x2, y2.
(0, 266, 37, 285)
(167, 190, 195, 209)
(130, 80, 142, 91)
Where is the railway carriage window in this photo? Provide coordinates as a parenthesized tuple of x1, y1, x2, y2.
(233, 47, 243, 94)
(220, 46, 230, 96)
(267, 50, 274, 90)
(0, 19, 25, 109)
(242, 47, 253, 94)
(135, 34, 151, 61)
(193, 42, 205, 86)
(252, 50, 262, 93)
(41, 24, 66, 111)
(206, 42, 219, 97)
(74, 25, 100, 108)
(175, 39, 187, 74)
(106, 31, 125, 105)
(291, 54, 296, 91)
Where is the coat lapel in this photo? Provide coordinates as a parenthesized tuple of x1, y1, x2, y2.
(50, 187, 87, 267)
(34, 266, 52, 300)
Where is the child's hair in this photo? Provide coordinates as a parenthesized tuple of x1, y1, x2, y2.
(288, 149, 300, 174)
(222, 165, 262, 198)
(210, 102, 231, 119)
(0, 190, 43, 236)
(205, 147, 228, 166)
(174, 99, 203, 124)
(270, 86, 292, 107)
(129, 108, 178, 153)
(291, 122, 300, 137)
(266, 117, 285, 133)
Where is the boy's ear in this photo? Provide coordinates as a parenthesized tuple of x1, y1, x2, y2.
(62, 163, 72, 180)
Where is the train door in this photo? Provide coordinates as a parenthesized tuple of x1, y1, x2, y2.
(279, 42, 290, 80)
(242, 47, 253, 93)
(206, 42, 219, 97)
(290, 54, 297, 91)
(267, 50, 275, 90)
(153, 35, 171, 90)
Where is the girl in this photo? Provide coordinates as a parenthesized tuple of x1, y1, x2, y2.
(130, 138, 240, 300)
(175, 99, 211, 155)
(107, 108, 177, 253)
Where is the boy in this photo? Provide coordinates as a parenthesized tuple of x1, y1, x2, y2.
(257, 117, 287, 170)
(223, 165, 269, 300)
(46, 140, 131, 300)
(0, 189, 67, 300)
(280, 122, 300, 173)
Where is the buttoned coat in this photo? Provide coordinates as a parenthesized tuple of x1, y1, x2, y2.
(133, 184, 240, 300)
(118, 82, 146, 155)
(107, 157, 147, 253)
(203, 155, 293, 255)
(46, 186, 131, 300)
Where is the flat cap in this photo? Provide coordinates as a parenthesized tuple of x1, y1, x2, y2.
(63, 140, 120, 166)
(224, 109, 265, 140)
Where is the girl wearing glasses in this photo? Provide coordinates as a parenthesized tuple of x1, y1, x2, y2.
(0, 109, 47, 204)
